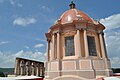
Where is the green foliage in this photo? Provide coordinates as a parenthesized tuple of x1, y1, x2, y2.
(112, 68, 120, 73)
(0, 68, 14, 76)
(0, 71, 5, 77)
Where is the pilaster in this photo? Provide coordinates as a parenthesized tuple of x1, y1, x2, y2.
(46, 40, 50, 62)
(98, 31, 107, 58)
(57, 31, 61, 59)
(83, 28, 89, 57)
(52, 34, 55, 60)
(76, 29, 82, 58)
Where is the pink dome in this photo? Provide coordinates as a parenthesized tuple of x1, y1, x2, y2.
(59, 9, 93, 24)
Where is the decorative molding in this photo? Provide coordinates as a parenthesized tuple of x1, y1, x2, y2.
(87, 30, 97, 35)
(62, 30, 77, 36)
(98, 30, 103, 34)
(46, 33, 52, 41)
(53, 29, 62, 34)
(75, 23, 86, 29)
(62, 61, 76, 70)
(79, 60, 92, 69)
(82, 27, 87, 30)
(87, 25, 96, 30)
(51, 62, 58, 71)
(76, 14, 83, 20)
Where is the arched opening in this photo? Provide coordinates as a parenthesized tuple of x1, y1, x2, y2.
(26, 61, 31, 76)
(20, 60, 25, 75)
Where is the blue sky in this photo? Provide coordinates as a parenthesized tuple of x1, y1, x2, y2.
(0, 0, 120, 68)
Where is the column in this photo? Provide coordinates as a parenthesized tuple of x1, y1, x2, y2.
(18, 60, 20, 75)
(99, 31, 106, 58)
(83, 28, 89, 57)
(46, 40, 50, 62)
(95, 35, 101, 58)
(31, 63, 34, 75)
(36, 67, 38, 76)
(36, 64, 40, 76)
(14, 59, 20, 75)
(77, 29, 82, 57)
(99, 31, 111, 74)
(40, 64, 44, 76)
(57, 32, 61, 59)
(103, 34, 108, 58)
(54, 34, 57, 59)
(20, 61, 24, 76)
(26, 62, 30, 76)
(52, 34, 55, 60)
(49, 42, 52, 61)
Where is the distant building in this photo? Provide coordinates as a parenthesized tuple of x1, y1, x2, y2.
(14, 57, 44, 77)
(45, 1, 112, 80)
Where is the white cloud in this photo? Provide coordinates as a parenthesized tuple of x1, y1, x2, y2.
(24, 45, 30, 49)
(0, 0, 23, 7)
(110, 57, 120, 68)
(9, 0, 23, 7)
(17, 3, 22, 7)
(35, 38, 46, 42)
(100, 13, 120, 68)
(100, 14, 120, 30)
(42, 6, 51, 12)
(41, 6, 52, 12)
(0, 41, 9, 45)
(39, 4, 54, 13)
(13, 17, 37, 26)
(9, 0, 15, 5)
(0, 50, 46, 68)
(34, 44, 44, 48)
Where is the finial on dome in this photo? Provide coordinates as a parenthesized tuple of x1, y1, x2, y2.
(69, 0, 76, 9)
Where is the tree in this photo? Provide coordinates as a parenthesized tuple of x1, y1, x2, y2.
(0, 71, 5, 77)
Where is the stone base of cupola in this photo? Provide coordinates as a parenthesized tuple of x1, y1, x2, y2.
(45, 58, 112, 79)
(45, 69, 113, 80)
(45, 70, 95, 79)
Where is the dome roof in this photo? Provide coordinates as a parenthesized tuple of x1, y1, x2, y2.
(56, 1, 94, 24)
(59, 9, 93, 24)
